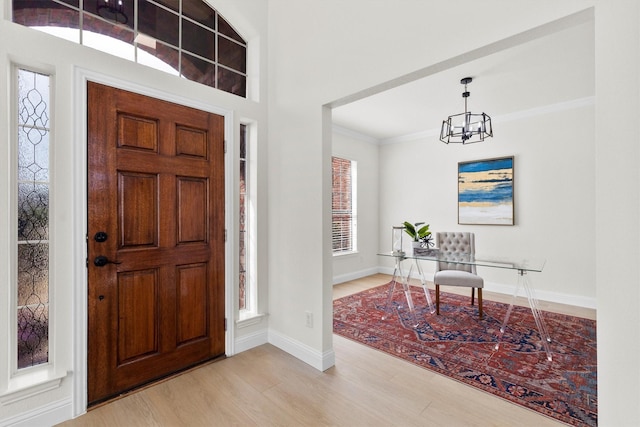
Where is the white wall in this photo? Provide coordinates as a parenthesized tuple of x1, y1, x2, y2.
(594, 1, 640, 425)
(332, 129, 380, 284)
(379, 104, 596, 306)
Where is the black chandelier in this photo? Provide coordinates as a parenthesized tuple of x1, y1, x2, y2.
(97, 0, 128, 24)
(440, 77, 493, 144)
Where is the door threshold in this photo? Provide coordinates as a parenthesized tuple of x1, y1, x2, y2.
(88, 354, 227, 410)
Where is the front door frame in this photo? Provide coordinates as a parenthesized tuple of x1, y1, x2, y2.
(71, 68, 236, 417)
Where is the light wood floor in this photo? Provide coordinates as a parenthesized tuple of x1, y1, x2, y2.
(59, 273, 595, 426)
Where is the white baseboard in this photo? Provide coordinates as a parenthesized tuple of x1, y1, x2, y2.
(268, 329, 335, 372)
(0, 397, 72, 427)
(333, 267, 379, 285)
(483, 280, 597, 309)
(235, 327, 336, 372)
(234, 329, 268, 354)
(377, 266, 597, 309)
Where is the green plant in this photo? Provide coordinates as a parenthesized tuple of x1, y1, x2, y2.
(403, 221, 431, 242)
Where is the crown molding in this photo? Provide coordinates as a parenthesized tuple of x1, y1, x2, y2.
(494, 96, 594, 124)
(332, 124, 380, 145)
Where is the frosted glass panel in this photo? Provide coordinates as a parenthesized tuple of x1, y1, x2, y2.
(17, 68, 50, 369)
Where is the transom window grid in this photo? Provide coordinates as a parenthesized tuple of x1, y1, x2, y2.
(16, 68, 51, 370)
(332, 157, 357, 254)
(11, 0, 247, 97)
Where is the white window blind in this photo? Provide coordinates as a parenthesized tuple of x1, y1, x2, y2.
(332, 156, 357, 254)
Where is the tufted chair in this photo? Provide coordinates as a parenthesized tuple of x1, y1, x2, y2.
(434, 232, 484, 318)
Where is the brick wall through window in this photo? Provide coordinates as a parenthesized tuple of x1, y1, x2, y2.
(332, 157, 356, 254)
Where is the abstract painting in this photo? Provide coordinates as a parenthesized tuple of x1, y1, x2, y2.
(458, 156, 514, 225)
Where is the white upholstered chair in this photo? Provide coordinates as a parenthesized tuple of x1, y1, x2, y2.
(433, 232, 484, 318)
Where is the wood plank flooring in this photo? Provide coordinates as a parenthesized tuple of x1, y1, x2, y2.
(59, 273, 595, 426)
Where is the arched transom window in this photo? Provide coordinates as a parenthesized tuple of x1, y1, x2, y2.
(12, 0, 248, 97)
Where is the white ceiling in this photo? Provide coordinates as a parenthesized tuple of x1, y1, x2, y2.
(331, 19, 594, 143)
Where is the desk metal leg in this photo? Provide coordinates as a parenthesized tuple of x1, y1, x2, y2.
(382, 256, 418, 327)
(495, 269, 553, 361)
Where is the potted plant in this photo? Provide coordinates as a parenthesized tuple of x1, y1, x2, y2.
(403, 221, 433, 248)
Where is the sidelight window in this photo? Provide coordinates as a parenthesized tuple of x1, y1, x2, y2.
(11, 0, 247, 97)
(16, 68, 51, 369)
(238, 123, 258, 320)
(239, 124, 248, 310)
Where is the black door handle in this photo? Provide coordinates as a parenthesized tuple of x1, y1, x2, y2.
(94, 256, 122, 267)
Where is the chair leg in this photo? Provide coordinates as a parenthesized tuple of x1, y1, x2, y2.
(478, 288, 483, 319)
(471, 288, 475, 306)
(436, 284, 440, 315)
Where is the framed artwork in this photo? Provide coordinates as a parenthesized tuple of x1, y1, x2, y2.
(458, 156, 514, 225)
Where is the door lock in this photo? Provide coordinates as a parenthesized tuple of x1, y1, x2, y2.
(94, 231, 108, 242)
(93, 256, 121, 267)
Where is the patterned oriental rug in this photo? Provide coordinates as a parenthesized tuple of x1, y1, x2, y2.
(333, 283, 597, 427)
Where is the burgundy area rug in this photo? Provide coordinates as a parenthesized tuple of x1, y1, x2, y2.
(333, 282, 597, 426)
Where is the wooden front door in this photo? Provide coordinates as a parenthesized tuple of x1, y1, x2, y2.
(87, 82, 225, 405)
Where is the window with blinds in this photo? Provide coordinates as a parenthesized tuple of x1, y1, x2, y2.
(332, 156, 357, 254)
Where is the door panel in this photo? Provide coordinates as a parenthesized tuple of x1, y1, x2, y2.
(176, 263, 208, 344)
(177, 178, 208, 243)
(87, 82, 225, 405)
(117, 269, 159, 363)
(176, 126, 208, 157)
(119, 172, 158, 247)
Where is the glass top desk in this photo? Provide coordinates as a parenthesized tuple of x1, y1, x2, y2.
(377, 251, 552, 361)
